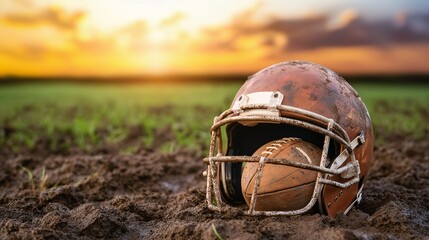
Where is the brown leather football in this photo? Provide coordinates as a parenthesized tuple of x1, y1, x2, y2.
(241, 138, 322, 211)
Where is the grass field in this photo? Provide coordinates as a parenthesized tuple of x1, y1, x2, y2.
(0, 82, 428, 154)
(1, 81, 429, 239)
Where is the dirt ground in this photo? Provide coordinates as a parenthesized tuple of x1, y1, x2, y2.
(1, 131, 428, 239)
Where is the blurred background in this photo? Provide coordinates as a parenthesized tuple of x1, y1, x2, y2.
(1, 0, 428, 155)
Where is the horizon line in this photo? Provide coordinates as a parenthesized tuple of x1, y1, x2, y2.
(1, 74, 429, 84)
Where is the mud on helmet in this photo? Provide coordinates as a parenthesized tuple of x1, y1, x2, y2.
(203, 60, 374, 217)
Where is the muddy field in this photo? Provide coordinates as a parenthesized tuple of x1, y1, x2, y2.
(1, 110, 429, 239)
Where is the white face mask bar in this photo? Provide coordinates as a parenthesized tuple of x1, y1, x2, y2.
(203, 92, 365, 216)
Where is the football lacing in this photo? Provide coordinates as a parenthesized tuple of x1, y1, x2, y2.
(260, 137, 301, 157)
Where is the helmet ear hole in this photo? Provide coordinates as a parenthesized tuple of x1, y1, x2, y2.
(218, 162, 245, 205)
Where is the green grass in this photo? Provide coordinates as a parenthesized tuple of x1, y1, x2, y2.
(354, 83, 429, 140)
(19, 165, 51, 192)
(0, 82, 428, 154)
(211, 223, 224, 240)
(0, 82, 240, 153)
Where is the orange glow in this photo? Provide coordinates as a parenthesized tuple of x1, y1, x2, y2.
(0, 0, 428, 77)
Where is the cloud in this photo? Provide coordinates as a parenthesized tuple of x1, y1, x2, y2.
(120, 20, 149, 39)
(197, 1, 270, 52)
(0, 6, 111, 61)
(159, 12, 186, 28)
(297, 11, 429, 49)
(12, 0, 34, 7)
(72, 35, 116, 55)
(197, 8, 429, 53)
(2, 5, 86, 30)
(340, 9, 359, 24)
(0, 41, 69, 60)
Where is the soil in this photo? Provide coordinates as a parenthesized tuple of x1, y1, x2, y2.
(1, 133, 429, 239)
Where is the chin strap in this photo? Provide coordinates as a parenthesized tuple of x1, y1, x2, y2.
(330, 131, 365, 179)
(343, 184, 363, 215)
(329, 131, 365, 215)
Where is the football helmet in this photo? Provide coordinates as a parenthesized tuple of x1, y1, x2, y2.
(203, 60, 373, 217)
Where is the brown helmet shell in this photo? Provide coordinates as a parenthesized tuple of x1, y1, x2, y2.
(232, 60, 374, 216)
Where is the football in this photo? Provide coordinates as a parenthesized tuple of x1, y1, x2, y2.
(241, 138, 322, 211)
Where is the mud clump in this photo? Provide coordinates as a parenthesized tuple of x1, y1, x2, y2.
(1, 134, 429, 239)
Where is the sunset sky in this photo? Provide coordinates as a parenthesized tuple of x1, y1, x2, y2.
(0, 0, 429, 76)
